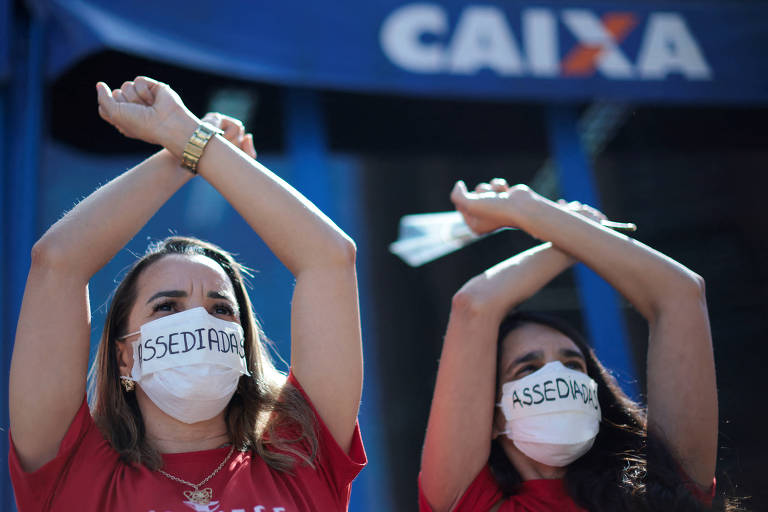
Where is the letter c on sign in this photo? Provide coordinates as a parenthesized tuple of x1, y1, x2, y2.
(380, 3, 447, 73)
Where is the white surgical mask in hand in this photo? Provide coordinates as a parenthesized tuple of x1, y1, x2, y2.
(123, 307, 251, 424)
(498, 361, 601, 467)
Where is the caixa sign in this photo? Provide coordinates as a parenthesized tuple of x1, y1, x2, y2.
(38, 0, 768, 103)
(380, 4, 711, 81)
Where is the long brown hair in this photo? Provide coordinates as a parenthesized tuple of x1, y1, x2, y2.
(489, 311, 742, 511)
(87, 236, 317, 471)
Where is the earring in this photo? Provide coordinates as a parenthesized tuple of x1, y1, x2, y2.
(120, 376, 135, 392)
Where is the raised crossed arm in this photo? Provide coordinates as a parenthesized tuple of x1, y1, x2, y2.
(96, 77, 363, 453)
(420, 240, 575, 512)
(181, 99, 364, 455)
(9, 145, 193, 471)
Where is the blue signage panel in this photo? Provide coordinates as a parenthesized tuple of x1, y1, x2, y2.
(31, 0, 768, 103)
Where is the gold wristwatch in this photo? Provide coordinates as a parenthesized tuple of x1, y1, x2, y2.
(181, 122, 224, 174)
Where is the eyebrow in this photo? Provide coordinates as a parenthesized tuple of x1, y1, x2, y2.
(208, 290, 236, 303)
(501, 350, 542, 378)
(146, 290, 186, 304)
(560, 348, 586, 361)
(146, 290, 236, 304)
(510, 351, 544, 368)
(503, 348, 586, 377)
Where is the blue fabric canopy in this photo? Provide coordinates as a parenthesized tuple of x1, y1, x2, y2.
(27, 0, 768, 103)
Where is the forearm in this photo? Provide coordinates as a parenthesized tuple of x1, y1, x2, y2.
(459, 242, 575, 319)
(421, 300, 499, 512)
(159, 114, 361, 444)
(163, 116, 354, 275)
(11, 149, 191, 471)
(33, 149, 191, 279)
(517, 195, 717, 482)
(102, 79, 354, 276)
(422, 243, 573, 510)
(516, 194, 703, 321)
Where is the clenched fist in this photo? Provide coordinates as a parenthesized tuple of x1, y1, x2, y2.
(96, 76, 198, 158)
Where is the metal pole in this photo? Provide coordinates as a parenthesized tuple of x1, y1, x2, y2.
(0, 75, 10, 512)
(0, 0, 10, 508)
(283, 89, 392, 510)
(546, 105, 639, 400)
(3, 11, 44, 511)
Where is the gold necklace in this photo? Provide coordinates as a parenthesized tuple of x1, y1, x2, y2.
(156, 445, 236, 506)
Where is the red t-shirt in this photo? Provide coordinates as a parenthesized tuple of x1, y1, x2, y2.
(418, 464, 716, 512)
(9, 373, 366, 512)
(419, 467, 587, 512)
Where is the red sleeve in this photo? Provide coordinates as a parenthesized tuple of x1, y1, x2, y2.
(287, 371, 367, 500)
(8, 397, 93, 512)
(682, 473, 716, 506)
(418, 466, 503, 512)
(673, 458, 716, 506)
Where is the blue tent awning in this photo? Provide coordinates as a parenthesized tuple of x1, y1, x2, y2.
(27, 0, 768, 100)
(27, 0, 768, 103)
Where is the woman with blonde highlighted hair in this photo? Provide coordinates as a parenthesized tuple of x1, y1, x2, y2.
(9, 77, 365, 511)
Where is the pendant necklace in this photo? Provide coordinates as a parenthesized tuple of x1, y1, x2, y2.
(156, 444, 236, 506)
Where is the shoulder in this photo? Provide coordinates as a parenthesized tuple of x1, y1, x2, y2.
(257, 371, 366, 505)
(289, 370, 366, 469)
(260, 370, 365, 472)
(419, 466, 504, 512)
(9, 397, 120, 511)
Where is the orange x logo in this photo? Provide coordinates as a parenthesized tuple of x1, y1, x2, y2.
(562, 12, 637, 77)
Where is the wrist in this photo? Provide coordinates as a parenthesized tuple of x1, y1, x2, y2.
(505, 186, 542, 229)
(160, 109, 200, 160)
(550, 244, 578, 267)
(156, 148, 193, 177)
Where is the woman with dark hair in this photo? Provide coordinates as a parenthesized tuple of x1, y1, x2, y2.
(419, 179, 719, 511)
(9, 77, 365, 511)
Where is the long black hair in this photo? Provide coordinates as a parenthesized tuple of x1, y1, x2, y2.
(489, 311, 736, 511)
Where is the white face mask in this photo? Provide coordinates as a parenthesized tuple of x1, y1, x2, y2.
(497, 360, 601, 467)
(122, 307, 251, 424)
